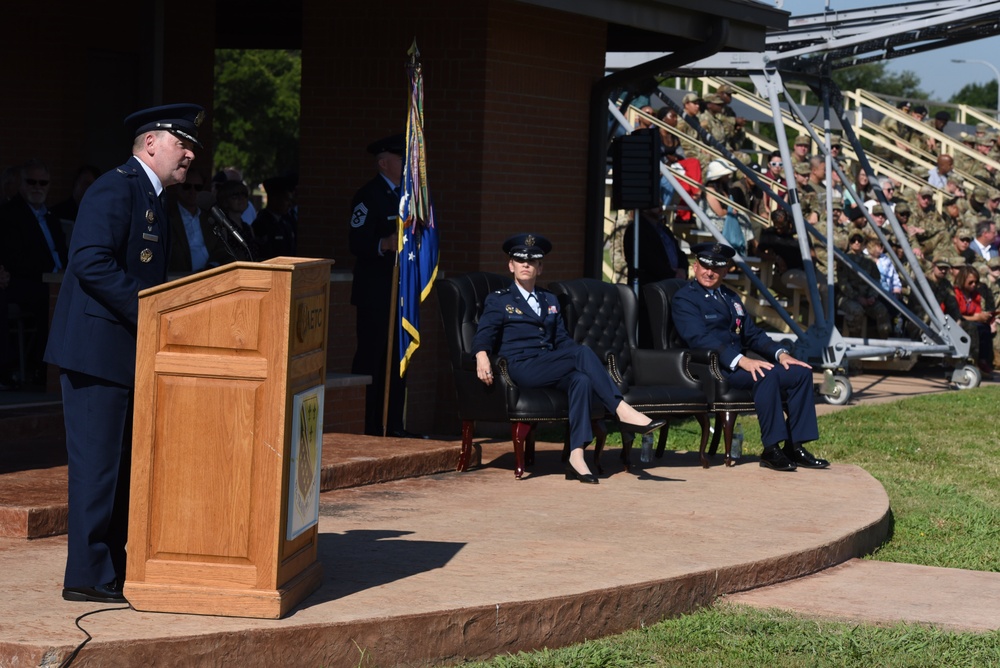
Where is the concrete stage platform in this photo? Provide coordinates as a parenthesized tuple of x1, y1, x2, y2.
(3, 369, 996, 666)
(0, 438, 890, 666)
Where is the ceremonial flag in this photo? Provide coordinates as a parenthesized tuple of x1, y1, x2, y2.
(397, 39, 439, 376)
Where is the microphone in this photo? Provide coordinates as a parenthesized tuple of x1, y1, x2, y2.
(209, 205, 248, 246)
(206, 204, 254, 262)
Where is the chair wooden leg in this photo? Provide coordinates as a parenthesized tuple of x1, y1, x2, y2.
(722, 412, 737, 467)
(694, 413, 710, 464)
(591, 419, 607, 475)
(511, 422, 532, 479)
(457, 420, 475, 472)
(655, 422, 670, 458)
(525, 429, 536, 467)
(706, 412, 724, 463)
(619, 430, 634, 468)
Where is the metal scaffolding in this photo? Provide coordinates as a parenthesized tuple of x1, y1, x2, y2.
(610, 0, 1000, 402)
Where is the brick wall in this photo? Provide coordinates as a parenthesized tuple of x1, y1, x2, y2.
(300, 0, 606, 435)
(10, 0, 609, 438)
(0, 3, 214, 202)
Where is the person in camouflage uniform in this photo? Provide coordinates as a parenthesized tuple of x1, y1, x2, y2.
(675, 92, 708, 170)
(952, 133, 980, 176)
(698, 93, 745, 153)
(876, 101, 915, 165)
(908, 186, 950, 257)
(789, 135, 811, 167)
(793, 161, 819, 223)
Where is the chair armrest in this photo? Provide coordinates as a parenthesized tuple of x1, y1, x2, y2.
(459, 352, 480, 372)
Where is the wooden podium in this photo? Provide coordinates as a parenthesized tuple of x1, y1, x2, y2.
(125, 257, 332, 618)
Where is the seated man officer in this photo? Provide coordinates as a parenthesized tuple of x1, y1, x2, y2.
(672, 242, 828, 472)
(472, 233, 665, 484)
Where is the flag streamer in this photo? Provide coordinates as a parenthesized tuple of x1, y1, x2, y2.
(397, 39, 439, 376)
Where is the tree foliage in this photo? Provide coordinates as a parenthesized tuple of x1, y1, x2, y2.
(949, 80, 999, 111)
(832, 63, 927, 100)
(213, 49, 301, 188)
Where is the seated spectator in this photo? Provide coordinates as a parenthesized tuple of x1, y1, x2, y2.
(166, 169, 231, 274)
(757, 208, 804, 290)
(0, 166, 19, 203)
(954, 265, 994, 375)
(49, 164, 101, 228)
(952, 227, 977, 266)
(970, 219, 998, 261)
(868, 237, 901, 301)
(864, 176, 900, 214)
(214, 179, 259, 261)
(253, 176, 298, 259)
(654, 106, 682, 154)
(923, 110, 950, 155)
(701, 159, 734, 229)
(755, 150, 786, 216)
(927, 154, 953, 190)
(839, 233, 891, 337)
(0, 158, 67, 384)
(702, 159, 754, 254)
(213, 166, 258, 227)
(844, 162, 874, 210)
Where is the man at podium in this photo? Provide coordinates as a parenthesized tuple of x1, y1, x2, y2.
(44, 103, 205, 604)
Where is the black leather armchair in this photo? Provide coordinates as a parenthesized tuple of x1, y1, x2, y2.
(549, 278, 710, 472)
(437, 272, 605, 479)
(643, 278, 755, 467)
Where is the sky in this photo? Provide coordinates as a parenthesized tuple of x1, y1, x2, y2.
(784, 0, 1000, 103)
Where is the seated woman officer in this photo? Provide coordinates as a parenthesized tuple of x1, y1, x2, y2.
(472, 233, 665, 484)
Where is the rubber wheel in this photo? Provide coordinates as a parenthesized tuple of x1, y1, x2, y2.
(823, 375, 852, 405)
(953, 364, 982, 390)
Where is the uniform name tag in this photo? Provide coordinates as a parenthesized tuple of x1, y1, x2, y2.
(142, 233, 159, 242)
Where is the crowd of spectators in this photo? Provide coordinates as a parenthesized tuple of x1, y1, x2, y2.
(622, 89, 1000, 377)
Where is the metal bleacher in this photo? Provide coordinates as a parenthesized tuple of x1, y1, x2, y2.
(607, 0, 1000, 401)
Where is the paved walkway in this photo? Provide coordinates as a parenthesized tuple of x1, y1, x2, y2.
(0, 370, 996, 666)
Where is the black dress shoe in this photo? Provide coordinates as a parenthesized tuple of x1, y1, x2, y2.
(386, 429, 430, 439)
(564, 465, 599, 484)
(619, 418, 666, 435)
(63, 581, 127, 604)
(759, 447, 797, 471)
(782, 444, 830, 469)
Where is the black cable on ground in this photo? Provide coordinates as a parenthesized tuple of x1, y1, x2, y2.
(58, 604, 131, 668)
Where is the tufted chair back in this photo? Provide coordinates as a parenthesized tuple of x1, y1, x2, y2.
(642, 278, 691, 351)
(437, 272, 511, 422)
(549, 279, 637, 388)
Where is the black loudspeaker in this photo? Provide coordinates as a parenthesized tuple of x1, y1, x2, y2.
(611, 128, 661, 211)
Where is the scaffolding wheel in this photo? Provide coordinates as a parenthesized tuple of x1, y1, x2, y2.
(823, 374, 852, 406)
(952, 364, 982, 391)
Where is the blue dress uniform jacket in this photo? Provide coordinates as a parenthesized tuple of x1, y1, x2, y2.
(672, 282, 782, 370)
(671, 280, 818, 448)
(349, 174, 398, 307)
(349, 173, 405, 435)
(472, 284, 624, 449)
(43, 156, 170, 591)
(45, 156, 170, 386)
(471, 286, 574, 363)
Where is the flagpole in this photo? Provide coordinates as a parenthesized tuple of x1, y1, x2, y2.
(382, 252, 401, 437)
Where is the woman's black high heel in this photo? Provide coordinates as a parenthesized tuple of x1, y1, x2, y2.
(565, 464, 599, 484)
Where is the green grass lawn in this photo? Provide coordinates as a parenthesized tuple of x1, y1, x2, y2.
(466, 386, 1000, 667)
